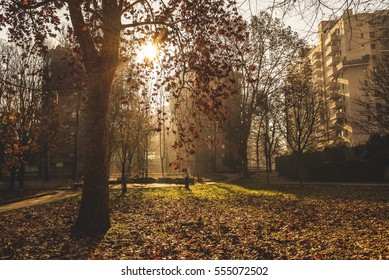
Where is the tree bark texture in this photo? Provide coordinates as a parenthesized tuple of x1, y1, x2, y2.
(72, 79, 111, 234)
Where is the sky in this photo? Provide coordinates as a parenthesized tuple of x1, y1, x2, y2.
(238, 0, 389, 45)
(237, 0, 322, 44)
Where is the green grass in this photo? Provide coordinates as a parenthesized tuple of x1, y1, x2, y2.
(143, 183, 297, 201)
(234, 180, 389, 201)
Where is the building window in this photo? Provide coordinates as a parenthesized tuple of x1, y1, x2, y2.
(371, 43, 376, 49)
(361, 44, 365, 50)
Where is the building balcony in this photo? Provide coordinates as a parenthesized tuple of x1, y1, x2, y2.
(313, 67, 323, 76)
(314, 78, 323, 87)
(311, 48, 321, 57)
(329, 123, 343, 133)
(343, 123, 353, 133)
(326, 67, 337, 78)
(380, 42, 389, 52)
(325, 45, 339, 56)
(312, 56, 322, 67)
(343, 55, 370, 67)
(338, 78, 348, 85)
(328, 91, 341, 99)
(324, 33, 341, 46)
(326, 80, 338, 91)
(330, 112, 345, 123)
(326, 81, 339, 91)
(340, 135, 351, 143)
(325, 56, 341, 67)
(336, 61, 344, 71)
(328, 100, 343, 110)
(329, 122, 352, 134)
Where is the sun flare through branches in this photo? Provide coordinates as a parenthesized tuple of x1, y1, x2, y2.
(137, 42, 158, 63)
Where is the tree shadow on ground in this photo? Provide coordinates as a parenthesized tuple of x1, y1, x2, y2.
(58, 232, 106, 260)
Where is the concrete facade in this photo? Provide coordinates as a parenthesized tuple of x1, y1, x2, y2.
(309, 9, 389, 146)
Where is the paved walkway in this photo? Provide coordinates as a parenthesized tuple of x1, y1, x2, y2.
(0, 183, 185, 213)
(0, 190, 81, 213)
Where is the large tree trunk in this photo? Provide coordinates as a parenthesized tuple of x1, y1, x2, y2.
(68, 1, 121, 234)
(72, 78, 111, 234)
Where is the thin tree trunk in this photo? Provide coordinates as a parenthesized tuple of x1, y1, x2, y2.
(297, 150, 304, 185)
(72, 108, 79, 180)
(255, 130, 260, 175)
(18, 165, 25, 190)
(121, 146, 127, 194)
(43, 142, 49, 180)
(145, 136, 149, 178)
(211, 122, 217, 172)
(269, 157, 272, 172)
(240, 138, 249, 178)
(159, 129, 165, 177)
(9, 167, 17, 192)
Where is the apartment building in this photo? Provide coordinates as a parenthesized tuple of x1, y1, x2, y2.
(169, 71, 242, 176)
(309, 9, 389, 146)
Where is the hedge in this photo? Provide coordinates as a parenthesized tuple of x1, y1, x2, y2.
(275, 134, 389, 182)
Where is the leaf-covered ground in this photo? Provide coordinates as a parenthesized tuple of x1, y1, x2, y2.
(0, 182, 388, 259)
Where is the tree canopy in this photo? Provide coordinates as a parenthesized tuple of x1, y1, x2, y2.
(0, 0, 246, 234)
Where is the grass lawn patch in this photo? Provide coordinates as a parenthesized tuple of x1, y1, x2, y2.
(0, 182, 388, 259)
